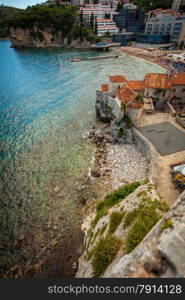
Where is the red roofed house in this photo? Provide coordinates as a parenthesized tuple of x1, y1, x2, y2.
(96, 72, 185, 126)
(108, 75, 127, 94)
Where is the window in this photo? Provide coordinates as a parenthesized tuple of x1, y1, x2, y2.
(173, 88, 176, 92)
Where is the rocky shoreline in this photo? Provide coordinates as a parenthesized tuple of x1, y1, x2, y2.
(87, 125, 149, 195)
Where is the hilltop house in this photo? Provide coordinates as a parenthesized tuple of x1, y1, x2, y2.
(96, 73, 185, 125)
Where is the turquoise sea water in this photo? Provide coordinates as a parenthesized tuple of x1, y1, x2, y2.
(0, 40, 165, 277)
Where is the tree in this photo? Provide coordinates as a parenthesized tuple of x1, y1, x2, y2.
(105, 31, 111, 37)
(94, 16, 97, 35)
(90, 12, 94, 30)
(116, 2, 123, 12)
(80, 10, 83, 24)
(104, 12, 110, 19)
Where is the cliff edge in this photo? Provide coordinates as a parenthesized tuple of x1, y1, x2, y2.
(76, 182, 185, 278)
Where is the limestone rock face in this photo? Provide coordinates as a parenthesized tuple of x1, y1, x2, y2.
(95, 97, 115, 123)
(9, 26, 91, 48)
(76, 188, 185, 278)
(95, 95, 133, 143)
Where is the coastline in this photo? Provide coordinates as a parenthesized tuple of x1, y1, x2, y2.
(0, 37, 9, 41)
(85, 125, 149, 213)
(117, 47, 168, 71)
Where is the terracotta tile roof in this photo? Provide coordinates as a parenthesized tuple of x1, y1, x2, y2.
(144, 73, 171, 89)
(109, 75, 127, 83)
(172, 73, 185, 85)
(117, 85, 137, 104)
(101, 84, 109, 92)
(127, 80, 145, 91)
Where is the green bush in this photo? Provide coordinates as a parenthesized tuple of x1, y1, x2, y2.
(109, 211, 124, 234)
(91, 235, 121, 277)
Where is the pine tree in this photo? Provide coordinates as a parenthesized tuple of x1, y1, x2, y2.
(94, 16, 98, 35)
(90, 12, 94, 30)
(80, 10, 83, 24)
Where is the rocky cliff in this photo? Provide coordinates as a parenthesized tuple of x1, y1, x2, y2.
(76, 89, 185, 278)
(76, 181, 185, 278)
(9, 26, 92, 48)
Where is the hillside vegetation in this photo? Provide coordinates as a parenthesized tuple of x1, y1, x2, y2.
(0, 5, 21, 38)
(133, 0, 172, 11)
(9, 4, 98, 43)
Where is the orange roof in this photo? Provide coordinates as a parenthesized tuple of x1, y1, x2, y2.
(172, 73, 185, 85)
(109, 75, 127, 83)
(144, 73, 171, 89)
(117, 85, 137, 104)
(127, 80, 145, 91)
(101, 84, 109, 92)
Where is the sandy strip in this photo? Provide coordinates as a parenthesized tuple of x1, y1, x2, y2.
(116, 48, 168, 71)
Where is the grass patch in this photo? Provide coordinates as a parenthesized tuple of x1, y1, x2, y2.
(108, 211, 125, 234)
(123, 196, 168, 253)
(91, 182, 141, 229)
(100, 224, 107, 236)
(142, 178, 150, 184)
(137, 190, 147, 198)
(91, 229, 100, 245)
(160, 219, 173, 232)
(91, 210, 107, 229)
(125, 205, 160, 254)
(85, 229, 93, 249)
(123, 208, 138, 228)
(91, 235, 121, 277)
(141, 197, 169, 212)
(97, 182, 141, 212)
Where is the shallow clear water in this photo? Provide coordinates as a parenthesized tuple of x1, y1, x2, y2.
(0, 40, 165, 277)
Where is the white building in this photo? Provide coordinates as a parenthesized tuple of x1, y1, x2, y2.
(145, 10, 185, 45)
(96, 18, 118, 36)
(80, 4, 116, 24)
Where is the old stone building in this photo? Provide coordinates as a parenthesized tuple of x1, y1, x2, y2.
(96, 72, 185, 125)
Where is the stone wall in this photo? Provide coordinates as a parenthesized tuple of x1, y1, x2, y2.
(176, 116, 185, 129)
(165, 101, 177, 117)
